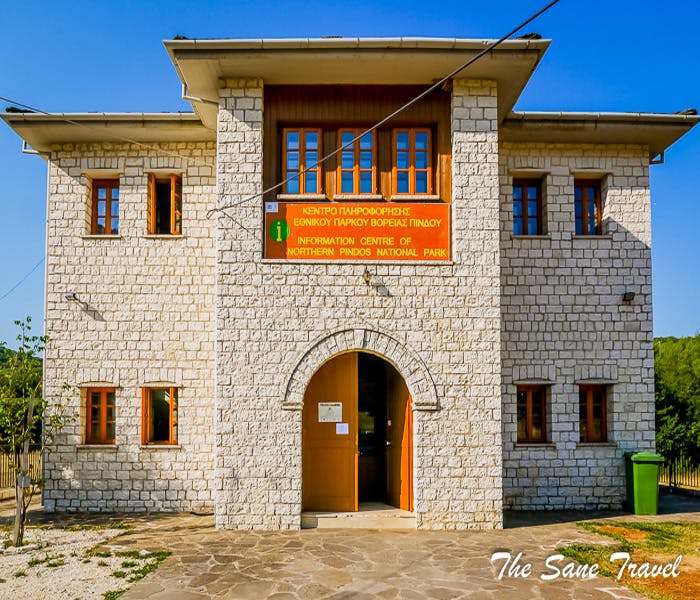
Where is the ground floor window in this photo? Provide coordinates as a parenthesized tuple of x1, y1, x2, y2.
(142, 387, 178, 444)
(86, 388, 116, 444)
(516, 385, 547, 443)
(579, 385, 607, 442)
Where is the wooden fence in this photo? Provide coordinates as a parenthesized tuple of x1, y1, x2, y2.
(0, 449, 42, 490)
(659, 454, 700, 490)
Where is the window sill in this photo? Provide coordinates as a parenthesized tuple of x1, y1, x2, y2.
(77, 444, 119, 451)
(276, 194, 326, 201)
(139, 444, 181, 450)
(333, 194, 384, 201)
(389, 195, 441, 202)
(81, 235, 122, 240)
(141, 234, 186, 239)
(576, 442, 617, 449)
(572, 235, 613, 240)
(514, 443, 556, 449)
(510, 234, 551, 240)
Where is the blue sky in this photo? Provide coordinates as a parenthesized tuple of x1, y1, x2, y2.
(0, 0, 698, 347)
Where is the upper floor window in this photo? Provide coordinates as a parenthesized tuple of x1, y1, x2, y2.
(579, 385, 607, 443)
(338, 129, 376, 195)
(142, 387, 178, 445)
(393, 129, 432, 195)
(283, 128, 321, 194)
(148, 174, 182, 235)
(513, 179, 542, 235)
(574, 179, 603, 235)
(91, 179, 119, 235)
(86, 388, 115, 444)
(517, 385, 548, 443)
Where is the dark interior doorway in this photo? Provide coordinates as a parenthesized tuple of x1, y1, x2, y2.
(358, 352, 388, 502)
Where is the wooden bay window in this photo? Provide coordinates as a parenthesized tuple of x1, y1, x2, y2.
(392, 128, 432, 196)
(148, 174, 182, 235)
(282, 128, 321, 194)
(142, 387, 178, 445)
(575, 179, 603, 235)
(517, 385, 547, 443)
(91, 180, 119, 235)
(579, 385, 607, 443)
(86, 388, 116, 444)
(513, 179, 543, 235)
(337, 129, 376, 195)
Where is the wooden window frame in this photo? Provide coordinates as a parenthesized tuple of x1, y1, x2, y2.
(148, 174, 182, 235)
(336, 129, 377, 195)
(282, 128, 322, 195)
(392, 128, 433, 196)
(85, 388, 116, 445)
(574, 179, 603, 236)
(91, 179, 120, 235)
(512, 179, 543, 236)
(516, 385, 548, 443)
(579, 385, 608, 443)
(141, 387, 178, 445)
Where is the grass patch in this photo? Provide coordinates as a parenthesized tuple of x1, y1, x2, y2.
(558, 520, 700, 600)
(103, 591, 126, 600)
(112, 570, 127, 578)
(13, 571, 27, 578)
(121, 560, 138, 568)
(66, 523, 131, 532)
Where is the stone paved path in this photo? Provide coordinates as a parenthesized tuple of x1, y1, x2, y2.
(3, 493, 699, 599)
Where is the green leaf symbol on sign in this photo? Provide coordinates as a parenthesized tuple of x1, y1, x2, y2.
(270, 219, 290, 242)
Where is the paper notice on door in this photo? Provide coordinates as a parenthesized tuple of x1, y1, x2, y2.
(336, 423, 349, 435)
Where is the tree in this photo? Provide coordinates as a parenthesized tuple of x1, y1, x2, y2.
(655, 335, 700, 490)
(0, 317, 51, 546)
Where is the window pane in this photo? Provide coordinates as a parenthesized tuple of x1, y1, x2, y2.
(513, 186, 522, 201)
(528, 200, 538, 216)
(527, 186, 538, 201)
(396, 132, 409, 149)
(360, 151, 372, 170)
(397, 171, 409, 193)
(397, 152, 409, 170)
(513, 218, 523, 236)
(97, 200, 106, 216)
(287, 176, 299, 194)
(110, 219, 119, 235)
(575, 200, 582, 218)
(287, 151, 299, 171)
(341, 171, 354, 193)
(527, 218, 539, 235)
(588, 220, 597, 236)
(588, 202, 596, 217)
(360, 133, 372, 149)
(360, 172, 372, 193)
(111, 201, 119, 217)
(106, 405, 114, 421)
(513, 200, 522, 218)
(341, 131, 354, 146)
(305, 131, 318, 149)
(342, 151, 354, 169)
(415, 171, 428, 193)
(415, 151, 427, 170)
(91, 423, 100, 439)
(415, 132, 428, 150)
(106, 422, 115, 441)
(286, 131, 299, 150)
(574, 187, 582, 201)
(306, 151, 318, 170)
(97, 187, 107, 200)
(97, 217, 106, 234)
(517, 391, 527, 442)
(150, 390, 171, 443)
(305, 176, 318, 194)
(111, 188, 119, 200)
(575, 218, 583, 235)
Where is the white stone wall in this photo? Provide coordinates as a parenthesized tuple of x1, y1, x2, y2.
(43, 142, 217, 512)
(499, 143, 655, 509)
(214, 78, 503, 530)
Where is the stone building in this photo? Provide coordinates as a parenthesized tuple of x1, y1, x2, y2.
(2, 37, 698, 530)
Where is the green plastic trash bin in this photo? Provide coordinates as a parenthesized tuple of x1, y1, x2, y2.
(624, 451, 665, 515)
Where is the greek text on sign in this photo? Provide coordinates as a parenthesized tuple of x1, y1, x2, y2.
(265, 202, 450, 261)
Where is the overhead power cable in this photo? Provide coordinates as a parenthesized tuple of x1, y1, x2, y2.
(0, 257, 45, 302)
(210, 0, 561, 219)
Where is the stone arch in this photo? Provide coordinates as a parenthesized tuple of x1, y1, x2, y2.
(283, 327, 439, 411)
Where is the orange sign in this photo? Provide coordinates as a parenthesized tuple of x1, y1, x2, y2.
(264, 202, 450, 261)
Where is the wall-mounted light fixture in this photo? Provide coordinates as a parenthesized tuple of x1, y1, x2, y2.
(362, 268, 390, 297)
(622, 291, 635, 303)
(65, 292, 79, 302)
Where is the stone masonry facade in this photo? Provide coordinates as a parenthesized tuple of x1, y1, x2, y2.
(500, 144, 655, 509)
(42, 142, 217, 512)
(28, 46, 674, 528)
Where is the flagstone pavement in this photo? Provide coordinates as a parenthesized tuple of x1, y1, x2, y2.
(4, 492, 700, 599)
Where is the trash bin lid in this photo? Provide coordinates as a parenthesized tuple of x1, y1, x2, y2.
(631, 452, 665, 463)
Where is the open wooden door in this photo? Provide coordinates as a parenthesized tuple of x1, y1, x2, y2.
(302, 353, 358, 512)
(386, 370, 413, 511)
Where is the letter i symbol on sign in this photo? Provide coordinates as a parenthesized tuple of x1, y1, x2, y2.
(269, 219, 290, 243)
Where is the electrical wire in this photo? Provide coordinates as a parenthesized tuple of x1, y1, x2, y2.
(0, 257, 45, 302)
(211, 0, 560, 219)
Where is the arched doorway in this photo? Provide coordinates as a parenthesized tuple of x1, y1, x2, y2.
(302, 351, 413, 512)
